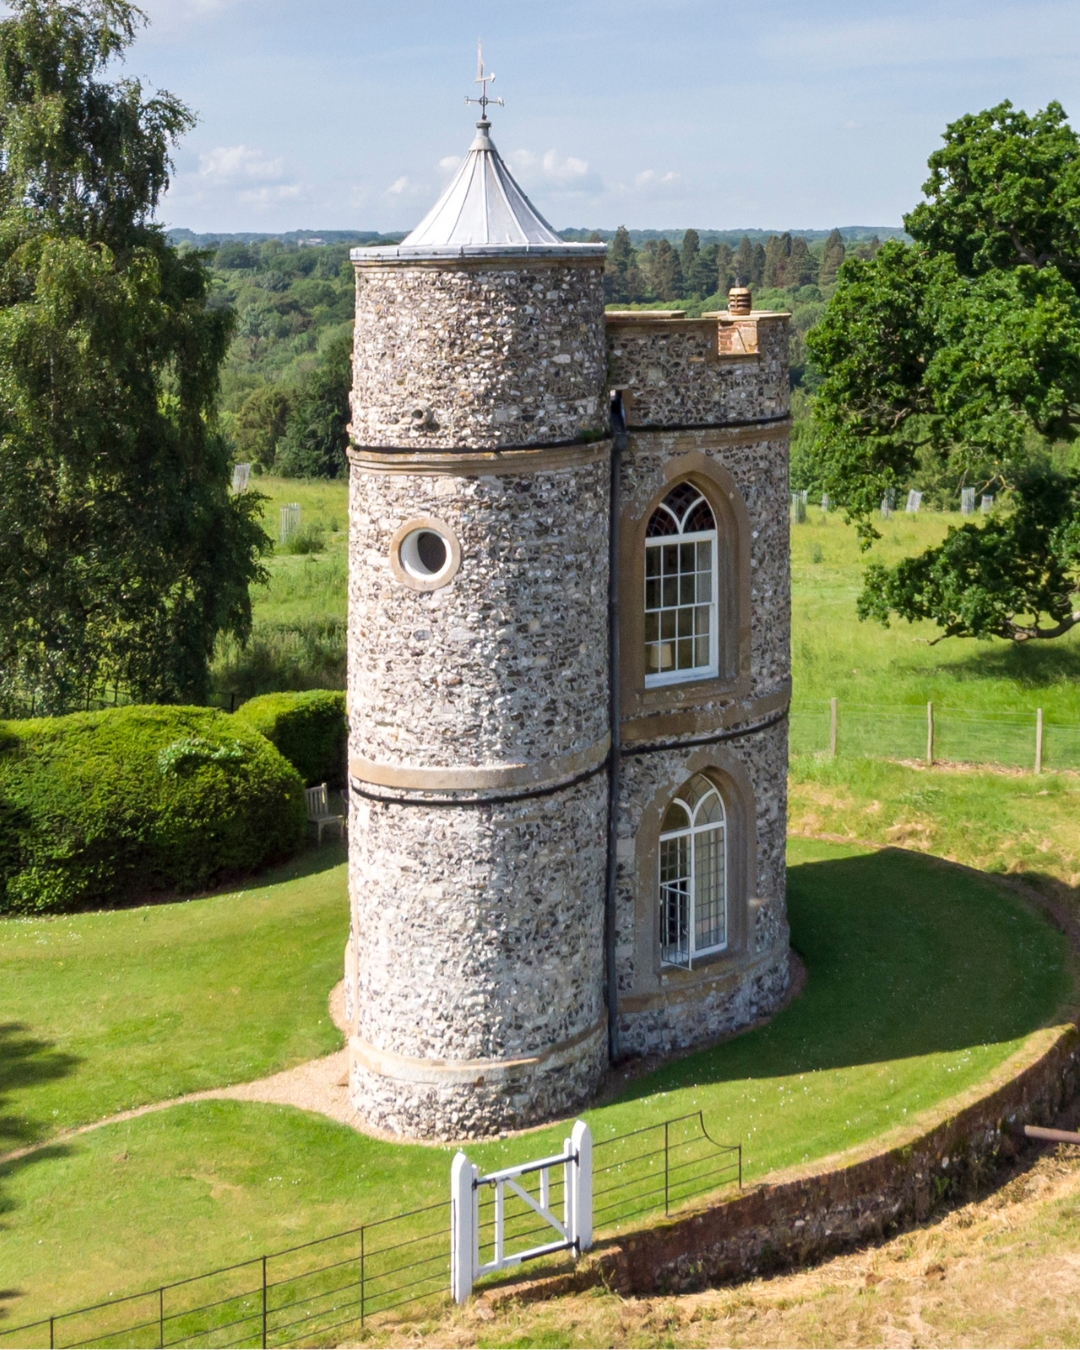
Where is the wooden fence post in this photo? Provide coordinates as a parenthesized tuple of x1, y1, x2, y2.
(1035, 708, 1043, 774)
(829, 698, 837, 758)
(926, 702, 934, 767)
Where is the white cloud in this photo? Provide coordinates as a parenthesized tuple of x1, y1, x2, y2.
(385, 175, 431, 198)
(198, 145, 285, 186)
(507, 148, 603, 195)
(438, 156, 461, 173)
(634, 169, 681, 190)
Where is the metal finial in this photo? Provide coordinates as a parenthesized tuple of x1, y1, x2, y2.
(464, 40, 504, 119)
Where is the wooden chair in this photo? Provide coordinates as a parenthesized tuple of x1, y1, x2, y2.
(304, 782, 344, 844)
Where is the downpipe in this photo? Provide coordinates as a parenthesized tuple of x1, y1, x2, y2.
(605, 392, 627, 1064)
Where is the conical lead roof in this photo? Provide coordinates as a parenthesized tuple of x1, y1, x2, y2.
(354, 120, 606, 262)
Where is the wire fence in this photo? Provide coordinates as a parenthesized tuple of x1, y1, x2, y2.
(791, 699, 1080, 772)
(0, 1113, 741, 1349)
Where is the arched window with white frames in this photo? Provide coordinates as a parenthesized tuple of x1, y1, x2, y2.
(659, 774, 727, 969)
(645, 483, 718, 686)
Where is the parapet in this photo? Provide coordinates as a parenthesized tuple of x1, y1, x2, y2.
(606, 310, 790, 430)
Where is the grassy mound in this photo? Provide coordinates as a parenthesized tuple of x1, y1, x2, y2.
(0, 839, 1070, 1325)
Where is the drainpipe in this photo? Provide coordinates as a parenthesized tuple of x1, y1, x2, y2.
(605, 392, 627, 1064)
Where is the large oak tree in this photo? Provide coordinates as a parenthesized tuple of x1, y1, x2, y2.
(806, 101, 1080, 642)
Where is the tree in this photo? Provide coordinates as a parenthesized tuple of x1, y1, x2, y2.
(276, 332, 352, 479)
(716, 241, 734, 295)
(734, 235, 754, 287)
(604, 224, 634, 303)
(763, 233, 790, 288)
(680, 228, 701, 294)
(859, 469, 1080, 642)
(807, 99, 1080, 644)
(236, 386, 290, 469)
(818, 228, 845, 288)
(0, 0, 269, 711)
(652, 238, 683, 301)
(750, 242, 766, 287)
(787, 235, 816, 286)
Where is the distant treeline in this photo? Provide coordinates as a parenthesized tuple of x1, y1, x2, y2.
(186, 227, 887, 480)
(597, 227, 886, 305)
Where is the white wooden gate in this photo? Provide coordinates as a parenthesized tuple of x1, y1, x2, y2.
(450, 1120, 591, 1303)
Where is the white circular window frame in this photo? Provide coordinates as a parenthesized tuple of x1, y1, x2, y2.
(389, 516, 462, 592)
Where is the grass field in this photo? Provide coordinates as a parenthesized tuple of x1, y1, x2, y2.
(789, 503, 1080, 719)
(0, 839, 1070, 1328)
(0, 846, 348, 1154)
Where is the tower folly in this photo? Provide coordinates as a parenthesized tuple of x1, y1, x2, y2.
(343, 99, 612, 1139)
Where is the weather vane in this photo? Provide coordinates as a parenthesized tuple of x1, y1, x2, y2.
(465, 40, 504, 120)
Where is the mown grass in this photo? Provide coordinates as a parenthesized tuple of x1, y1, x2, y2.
(0, 846, 348, 1154)
(0, 839, 1069, 1327)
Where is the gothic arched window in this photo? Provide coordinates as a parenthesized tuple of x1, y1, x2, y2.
(659, 774, 727, 968)
(644, 483, 718, 686)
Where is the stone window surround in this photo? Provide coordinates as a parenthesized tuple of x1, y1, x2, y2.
(625, 745, 757, 993)
(619, 452, 753, 723)
(388, 515, 462, 592)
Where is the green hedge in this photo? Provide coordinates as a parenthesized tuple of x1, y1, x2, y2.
(233, 690, 347, 787)
(0, 706, 306, 914)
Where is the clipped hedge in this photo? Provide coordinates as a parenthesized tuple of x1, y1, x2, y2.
(0, 705, 306, 914)
(233, 690, 347, 787)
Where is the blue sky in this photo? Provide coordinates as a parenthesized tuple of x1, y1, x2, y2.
(129, 0, 1080, 235)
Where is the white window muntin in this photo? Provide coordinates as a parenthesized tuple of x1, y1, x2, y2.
(644, 491, 719, 688)
(659, 776, 727, 969)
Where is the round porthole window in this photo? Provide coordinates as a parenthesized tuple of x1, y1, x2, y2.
(401, 528, 449, 580)
(389, 516, 462, 592)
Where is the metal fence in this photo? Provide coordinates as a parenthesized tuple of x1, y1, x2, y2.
(0, 1113, 741, 1348)
(791, 699, 1080, 773)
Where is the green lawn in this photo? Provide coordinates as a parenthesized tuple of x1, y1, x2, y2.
(0, 846, 348, 1154)
(790, 504, 1080, 719)
(0, 839, 1070, 1328)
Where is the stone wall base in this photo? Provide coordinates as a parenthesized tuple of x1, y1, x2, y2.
(617, 941, 790, 1058)
(349, 1018, 609, 1141)
(489, 1020, 1080, 1305)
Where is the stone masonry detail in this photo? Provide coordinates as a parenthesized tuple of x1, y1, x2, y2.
(347, 151, 792, 1137)
(347, 240, 611, 1140)
(351, 261, 607, 451)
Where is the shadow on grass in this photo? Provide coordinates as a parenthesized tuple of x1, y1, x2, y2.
(0, 1021, 77, 1281)
(214, 838, 347, 896)
(944, 638, 1080, 689)
(616, 848, 1071, 1102)
(0, 1023, 79, 1158)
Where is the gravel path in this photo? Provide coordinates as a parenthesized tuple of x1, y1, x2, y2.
(0, 982, 364, 1166)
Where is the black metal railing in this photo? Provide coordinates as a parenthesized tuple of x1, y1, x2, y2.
(592, 1110, 741, 1230)
(0, 1201, 449, 1349)
(0, 1113, 741, 1347)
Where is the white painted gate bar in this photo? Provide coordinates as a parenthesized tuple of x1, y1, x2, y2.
(450, 1119, 591, 1304)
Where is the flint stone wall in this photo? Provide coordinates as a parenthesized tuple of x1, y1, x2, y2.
(351, 260, 607, 450)
(348, 456, 610, 768)
(607, 315, 789, 429)
(614, 719, 790, 1056)
(348, 774, 607, 1138)
(621, 426, 790, 703)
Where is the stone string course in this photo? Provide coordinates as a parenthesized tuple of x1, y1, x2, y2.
(351, 261, 607, 450)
